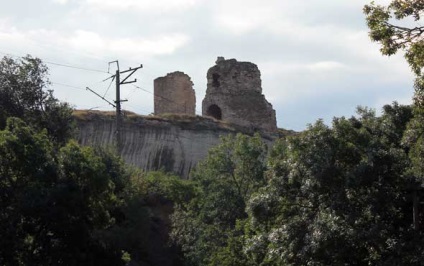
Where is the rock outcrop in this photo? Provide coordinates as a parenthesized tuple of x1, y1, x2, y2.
(154, 71, 195, 115)
(202, 57, 277, 133)
(76, 58, 283, 178)
(75, 111, 276, 178)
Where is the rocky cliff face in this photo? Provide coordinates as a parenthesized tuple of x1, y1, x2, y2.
(76, 111, 276, 178)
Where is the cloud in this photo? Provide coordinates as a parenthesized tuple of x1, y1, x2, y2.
(83, 0, 199, 12)
(0, 20, 190, 60)
(68, 30, 190, 58)
(307, 61, 346, 72)
(52, 0, 69, 4)
(0, 0, 415, 131)
(211, 0, 280, 35)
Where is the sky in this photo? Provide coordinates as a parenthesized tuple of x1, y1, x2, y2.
(0, 0, 415, 131)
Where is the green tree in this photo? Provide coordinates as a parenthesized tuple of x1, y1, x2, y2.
(0, 55, 74, 145)
(364, 0, 424, 187)
(364, 1, 424, 85)
(171, 134, 268, 266)
(245, 103, 422, 265)
(127, 170, 197, 265)
(0, 118, 150, 265)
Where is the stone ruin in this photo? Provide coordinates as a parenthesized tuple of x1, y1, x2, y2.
(152, 58, 277, 132)
(154, 71, 196, 115)
(202, 57, 277, 132)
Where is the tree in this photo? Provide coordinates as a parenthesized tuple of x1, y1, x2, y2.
(364, 1, 424, 184)
(171, 133, 268, 265)
(0, 55, 74, 145)
(0, 118, 150, 265)
(126, 170, 197, 265)
(364, 1, 424, 84)
(244, 103, 423, 265)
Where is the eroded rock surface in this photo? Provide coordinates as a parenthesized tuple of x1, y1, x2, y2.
(77, 113, 241, 178)
(202, 57, 277, 132)
(75, 111, 277, 178)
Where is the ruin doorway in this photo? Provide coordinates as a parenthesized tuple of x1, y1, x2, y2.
(206, 104, 222, 120)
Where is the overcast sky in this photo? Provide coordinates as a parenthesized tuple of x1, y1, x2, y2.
(0, 0, 415, 131)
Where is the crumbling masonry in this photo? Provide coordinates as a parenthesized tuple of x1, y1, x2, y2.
(154, 71, 196, 115)
(202, 57, 277, 132)
(152, 58, 277, 133)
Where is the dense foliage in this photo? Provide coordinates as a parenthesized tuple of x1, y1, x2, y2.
(364, 0, 424, 186)
(0, 116, 195, 265)
(171, 134, 268, 266)
(245, 105, 421, 265)
(364, 1, 424, 74)
(0, 118, 132, 265)
(171, 104, 423, 265)
(0, 55, 195, 265)
(2, 4, 424, 263)
(0, 56, 74, 145)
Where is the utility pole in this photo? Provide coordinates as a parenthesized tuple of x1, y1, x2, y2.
(113, 62, 143, 154)
(115, 69, 122, 154)
(86, 60, 142, 155)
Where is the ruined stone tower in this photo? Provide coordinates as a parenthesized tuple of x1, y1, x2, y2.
(202, 57, 277, 132)
(154, 71, 196, 115)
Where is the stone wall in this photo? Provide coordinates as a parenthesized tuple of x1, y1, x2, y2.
(154, 71, 195, 115)
(202, 57, 277, 133)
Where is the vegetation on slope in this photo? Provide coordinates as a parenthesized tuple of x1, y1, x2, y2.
(2, 2, 424, 263)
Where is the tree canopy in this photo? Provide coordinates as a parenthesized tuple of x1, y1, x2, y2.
(0, 55, 74, 144)
(364, 0, 424, 80)
(171, 134, 268, 265)
(0, 54, 197, 265)
(364, 0, 424, 213)
(244, 105, 421, 265)
(171, 103, 423, 265)
(0, 118, 130, 265)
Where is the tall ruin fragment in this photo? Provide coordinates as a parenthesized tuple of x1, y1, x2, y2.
(202, 57, 277, 132)
(154, 71, 196, 115)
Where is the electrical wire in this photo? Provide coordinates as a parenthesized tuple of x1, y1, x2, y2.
(0, 50, 108, 74)
(103, 77, 115, 97)
(51, 81, 86, 90)
(132, 85, 201, 116)
(132, 85, 178, 105)
(44, 60, 108, 74)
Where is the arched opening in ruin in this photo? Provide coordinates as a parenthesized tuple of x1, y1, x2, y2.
(206, 104, 222, 120)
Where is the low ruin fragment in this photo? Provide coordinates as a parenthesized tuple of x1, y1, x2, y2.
(154, 71, 196, 115)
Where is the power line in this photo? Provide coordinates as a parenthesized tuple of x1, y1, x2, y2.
(51, 76, 110, 91)
(103, 77, 115, 97)
(125, 86, 139, 99)
(44, 60, 108, 74)
(132, 85, 153, 95)
(51, 81, 86, 90)
(132, 85, 202, 116)
(122, 104, 152, 115)
(133, 85, 185, 108)
(0, 50, 108, 74)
